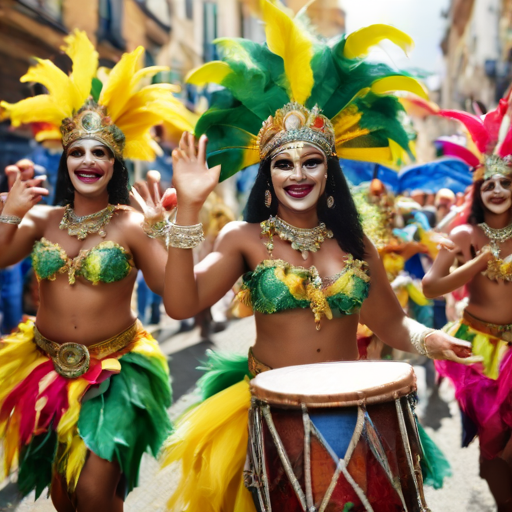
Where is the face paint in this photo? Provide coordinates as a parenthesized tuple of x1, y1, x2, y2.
(67, 139, 115, 198)
(270, 143, 327, 213)
(480, 174, 512, 215)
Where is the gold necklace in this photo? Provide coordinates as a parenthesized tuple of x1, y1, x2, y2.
(60, 204, 116, 240)
(479, 222, 512, 257)
(260, 215, 333, 260)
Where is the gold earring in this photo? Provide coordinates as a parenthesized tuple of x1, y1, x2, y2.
(265, 189, 272, 208)
(327, 196, 335, 208)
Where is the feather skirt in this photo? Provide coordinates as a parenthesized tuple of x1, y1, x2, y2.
(0, 320, 172, 498)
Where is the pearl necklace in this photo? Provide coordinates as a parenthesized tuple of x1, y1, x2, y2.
(260, 215, 333, 260)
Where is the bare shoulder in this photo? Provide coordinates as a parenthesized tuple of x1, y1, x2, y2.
(362, 234, 379, 261)
(449, 224, 473, 247)
(26, 205, 60, 226)
(113, 206, 143, 228)
(215, 220, 258, 247)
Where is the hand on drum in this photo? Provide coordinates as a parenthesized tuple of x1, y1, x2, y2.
(1, 165, 48, 218)
(171, 132, 221, 211)
(131, 170, 178, 224)
(425, 330, 483, 365)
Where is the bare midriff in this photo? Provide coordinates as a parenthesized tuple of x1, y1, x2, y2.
(252, 310, 360, 368)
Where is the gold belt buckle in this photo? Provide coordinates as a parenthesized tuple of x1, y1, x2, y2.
(53, 342, 91, 378)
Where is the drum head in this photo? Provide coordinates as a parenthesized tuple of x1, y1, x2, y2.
(250, 361, 416, 407)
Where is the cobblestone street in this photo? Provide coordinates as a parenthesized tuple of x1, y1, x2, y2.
(1, 317, 497, 512)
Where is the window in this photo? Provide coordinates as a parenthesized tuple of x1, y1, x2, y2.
(203, 2, 218, 62)
(16, 0, 63, 22)
(97, 0, 125, 50)
(185, 0, 193, 19)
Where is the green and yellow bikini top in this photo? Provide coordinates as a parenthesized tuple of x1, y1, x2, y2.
(237, 255, 370, 329)
(32, 238, 133, 285)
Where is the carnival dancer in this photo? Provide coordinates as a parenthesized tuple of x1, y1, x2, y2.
(0, 31, 195, 511)
(423, 94, 512, 511)
(157, 4, 477, 511)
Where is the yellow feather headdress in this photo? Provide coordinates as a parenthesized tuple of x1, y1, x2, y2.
(187, 0, 428, 181)
(1, 30, 197, 161)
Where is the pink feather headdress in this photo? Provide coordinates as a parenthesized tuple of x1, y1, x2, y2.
(405, 92, 512, 181)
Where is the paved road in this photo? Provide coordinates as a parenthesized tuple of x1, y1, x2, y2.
(1, 317, 497, 512)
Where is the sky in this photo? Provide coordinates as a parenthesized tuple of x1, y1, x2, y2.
(341, 0, 451, 77)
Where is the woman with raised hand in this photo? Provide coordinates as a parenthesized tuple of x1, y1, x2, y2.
(423, 95, 512, 511)
(160, 4, 475, 511)
(0, 31, 194, 511)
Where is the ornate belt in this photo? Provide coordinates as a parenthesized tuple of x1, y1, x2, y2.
(463, 310, 512, 343)
(33, 321, 139, 378)
(248, 348, 273, 377)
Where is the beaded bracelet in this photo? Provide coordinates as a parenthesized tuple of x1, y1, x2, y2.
(0, 214, 22, 225)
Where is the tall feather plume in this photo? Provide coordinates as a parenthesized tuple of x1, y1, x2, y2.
(261, 0, 314, 104)
(343, 24, 414, 59)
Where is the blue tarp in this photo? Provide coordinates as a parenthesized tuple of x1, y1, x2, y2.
(341, 157, 472, 194)
(397, 157, 472, 194)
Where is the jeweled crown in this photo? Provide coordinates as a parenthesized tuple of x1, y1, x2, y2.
(257, 102, 336, 160)
(474, 154, 512, 181)
(60, 101, 125, 159)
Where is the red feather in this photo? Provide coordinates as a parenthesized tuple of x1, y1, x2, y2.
(435, 138, 481, 168)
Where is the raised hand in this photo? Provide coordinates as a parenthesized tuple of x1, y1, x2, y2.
(425, 330, 483, 365)
(172, 132, 221, 214)
(1, 168, 48, 219)
(131, 170, 177, 224)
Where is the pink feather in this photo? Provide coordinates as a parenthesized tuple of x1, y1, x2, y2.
(483, 99, 508, 147)
(435, 139, 481, 168)
(439, 110, 489, 154)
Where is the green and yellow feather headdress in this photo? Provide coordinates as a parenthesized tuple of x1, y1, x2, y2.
(1, 30, 197, 161)
(187, 1, 428, 181)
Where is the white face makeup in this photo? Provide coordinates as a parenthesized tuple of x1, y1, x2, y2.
(67, 139, 115, 198)
(270, 144, 327, 213)
(480, 174, 512, 215)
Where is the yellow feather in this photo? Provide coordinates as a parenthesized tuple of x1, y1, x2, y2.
(99, 46, 145, 120)
(371, 76, 428, 100)
(63, 30, 98, 106)
(21, 58, 79, 114)
(337, 146, 395, 167)
(124, 133, 159, 161)
(66, 435, 88, 490)
(0, 96, 68, 127)
(344, 24, 414, 59)
(34, 126, 62, 142)
(131, 66, 170, 91)
(261, 0, 314, 104)
(162, 381, 255, 512)
(186, 61, 233, 86)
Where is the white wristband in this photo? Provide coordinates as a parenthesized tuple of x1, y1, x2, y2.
(404, 317, 435, 357)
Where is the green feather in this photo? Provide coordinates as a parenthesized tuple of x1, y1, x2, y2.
(215, 38, 290, 119)
(197, 350, 251, 401)
(18, 428, 57, 498)
(354, 94, 412, 154)
(417, 422, 452, 489)
(90, 77, 103, 102)
(78, 353, 172, 493)
(196, 105, 261, 181)
(320, 38, 413, 120)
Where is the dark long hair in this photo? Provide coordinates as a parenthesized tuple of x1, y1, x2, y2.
(244, 156, 366, 260)
(467, 180, 485, 225)
(53, 151, 130, 207)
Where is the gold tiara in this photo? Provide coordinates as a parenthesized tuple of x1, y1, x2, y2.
(474, 154, 512, 181)
(60, 101, 125, 159)
(257, 103, 336, 160)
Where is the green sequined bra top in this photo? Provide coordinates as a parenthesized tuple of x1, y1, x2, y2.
(32, 238, 133, 285)
(237, 255, 370, 329)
